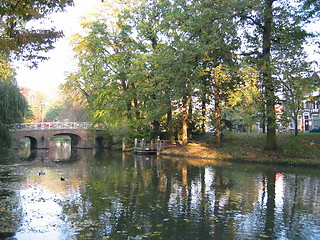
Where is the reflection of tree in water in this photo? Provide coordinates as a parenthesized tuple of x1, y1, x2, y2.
(49, 141, 72, 162)
(19, 149, 38, 161)
(59, 155, 239, 239)
(29, 152, 319, 239)
(265, 172, 276, 238)
(0, 166, 24, 237)
(279, 173, 320, 239)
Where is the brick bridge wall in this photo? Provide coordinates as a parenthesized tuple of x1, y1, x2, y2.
(10, 129, 104, 149)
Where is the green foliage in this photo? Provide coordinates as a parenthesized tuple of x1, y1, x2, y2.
(224, 65, 260, 131)
(0, 81, 28, 149)
(45, 105, 60, 121)
(237, 0, 313, 149)
(62, 0, 317, 150)
(0, 1, 76, 151)
(24, 106, 34, 123)
(0, 0, 74, 67)
(301, 0, 320, 18)
(45, 99, 88, 122)
(99, 123, 134, 149)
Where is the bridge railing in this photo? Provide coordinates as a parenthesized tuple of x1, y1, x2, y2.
(10, 122, 92, 131)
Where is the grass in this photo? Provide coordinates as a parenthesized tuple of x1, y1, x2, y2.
(161, 132, 320, 167)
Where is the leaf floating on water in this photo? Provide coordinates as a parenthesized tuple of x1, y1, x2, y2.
(210, 216, 218, 221)
(148, 232, 161, 237)
(184, 218, 191, 223)
(259, 234, 270, 238)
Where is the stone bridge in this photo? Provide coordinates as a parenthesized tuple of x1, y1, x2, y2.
(10, 122, 105, 149)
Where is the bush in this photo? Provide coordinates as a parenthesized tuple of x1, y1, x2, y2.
(99, 124, 133, 149)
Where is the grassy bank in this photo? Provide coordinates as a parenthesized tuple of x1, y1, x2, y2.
(161, 132, 320, 167)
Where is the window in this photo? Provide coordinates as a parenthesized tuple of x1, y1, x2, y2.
(313, 115, 319, 128)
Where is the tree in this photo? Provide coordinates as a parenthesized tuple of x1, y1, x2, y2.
(45, 99, 88, 122)
(238, 0, 311, 150)
(0, 0, 74, 67)
(0, 54, 26, 150)
(131, 0, 241, 146)
(61, 0, 143, 140)
(301, 0, 320, 18)
(226, 65, 261, 132)
(0, 1, 74, 151)
(63, 0, 317, 150)
(189, 0, 241, 147)
(261, 0, 276, 150)
(277, 46, 314, 135)
(0, 80, 28, 149)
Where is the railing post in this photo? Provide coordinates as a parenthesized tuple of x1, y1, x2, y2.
(122, 138, 126, 152)
(157, 136, 161, 155)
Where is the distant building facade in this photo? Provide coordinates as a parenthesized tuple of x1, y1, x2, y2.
(300, 91, 320, 132)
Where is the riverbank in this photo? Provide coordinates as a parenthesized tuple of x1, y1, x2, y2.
(161, 133, 320, 167)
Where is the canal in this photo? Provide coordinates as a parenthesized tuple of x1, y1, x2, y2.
(0, 144, 319, 239)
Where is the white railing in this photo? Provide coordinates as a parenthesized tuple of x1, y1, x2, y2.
(10, 122, 92, 131)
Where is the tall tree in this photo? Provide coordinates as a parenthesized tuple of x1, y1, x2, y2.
(277, 46, 313, 135)
(0, 58, 28, 149)
(128, 0, 198, 142)
(262, 0, 276, 150)
(191, 0, 241, 147)
(61, 0, 143, 140)
(239, 0, 311, 150)
(133, 0, 241, 145)
(0, 0, 74, 151)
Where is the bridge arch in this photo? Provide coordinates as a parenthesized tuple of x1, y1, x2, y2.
(94, 136, 104, 149)
(52, 133, 82, 148)
(22, 136, 38, 149)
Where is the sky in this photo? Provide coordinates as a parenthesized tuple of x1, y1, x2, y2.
(15, 0, 103, 92)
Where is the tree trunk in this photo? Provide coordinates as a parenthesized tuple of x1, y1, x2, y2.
(294, 114, 298, 136)
(213, 75, 222, 148)
(166, 101, 173, 140)
(181, 96, 188, 145)
(200, 77, 208, 133)
(201, 98, 206, 133)
(262, 0, 277, 150)
(261, 103, 266, 133)
(131, 82, 140, 119)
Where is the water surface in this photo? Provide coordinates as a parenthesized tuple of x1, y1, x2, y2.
(0, 146, 319, 239)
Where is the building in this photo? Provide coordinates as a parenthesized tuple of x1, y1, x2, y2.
(299, 73, 320, 132)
